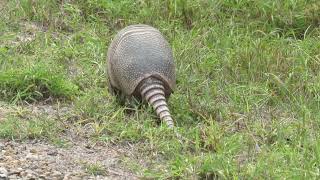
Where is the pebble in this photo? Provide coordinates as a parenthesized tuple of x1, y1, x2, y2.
(21, 169, 37, 179)
(0, 167, 8, 179)
(30, 149, 37, 154)
(52, 171, 63, 178)
(47, 150, 58, 156)
(0, 143, 4, 151)
(63, 173, 82, 180)
(8, 174, 17, 179)
(9, 167, 23, 175)
(26, 153, 39, 160)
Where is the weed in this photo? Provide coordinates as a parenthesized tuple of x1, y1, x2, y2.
(84, 162, 105, 176)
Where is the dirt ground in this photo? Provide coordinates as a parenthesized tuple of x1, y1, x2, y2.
(0, 139, 139, 180)
(0, 102, 139, 180)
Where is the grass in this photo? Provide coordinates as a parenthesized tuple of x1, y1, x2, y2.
(0, 64, 78, 102)
(83, 162, 106, 176)
(0, 115, 62, 140)
(0, 0, 320, 178)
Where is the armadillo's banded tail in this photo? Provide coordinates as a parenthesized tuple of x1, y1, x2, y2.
(140, 77, 174, 128)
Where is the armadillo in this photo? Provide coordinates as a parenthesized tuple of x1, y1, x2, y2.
(106, 24, 176, 128)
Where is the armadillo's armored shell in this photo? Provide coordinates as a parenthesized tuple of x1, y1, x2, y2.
(107, 24, 176, 97)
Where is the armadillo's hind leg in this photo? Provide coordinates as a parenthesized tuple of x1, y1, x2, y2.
(107, 78, 116, 95)
(107, 78, 126, 105)
(140, 77, 174, 128)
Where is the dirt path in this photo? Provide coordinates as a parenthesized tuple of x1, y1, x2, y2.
(0, 139, 138, 179)
(0, 102, 139, 179)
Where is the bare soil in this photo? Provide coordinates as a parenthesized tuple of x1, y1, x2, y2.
(0, 102, 139, 180)
(0, 140, 139, 180)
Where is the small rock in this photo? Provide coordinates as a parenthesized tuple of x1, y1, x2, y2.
(86, 150, 94, 154)
(26, 174, 37, 180)
(0, 167, 8, 178)
(63, 173, 71, 180)
(9, 168, 23, 175)
(4, 142, 13, 147)
(4, 156, 12, 162)
(47, 150, 58, 156)
(26, 153, 39, 160)
(0, 143, 4, 151)
(41, 171, 52, 178)
(84, 144, 92, 149)
(52, 171, 63, 178)
(30, 149, 37, 154)
(8, 174, 18, 179)
(25, 169, 38, 179)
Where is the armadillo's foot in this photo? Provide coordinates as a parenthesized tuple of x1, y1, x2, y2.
(140, 77, 174, 128)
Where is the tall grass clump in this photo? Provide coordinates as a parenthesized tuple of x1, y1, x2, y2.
(0, 63, 78, 102)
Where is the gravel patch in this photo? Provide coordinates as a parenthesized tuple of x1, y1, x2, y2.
(0, 139, 138, 179)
